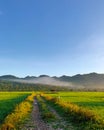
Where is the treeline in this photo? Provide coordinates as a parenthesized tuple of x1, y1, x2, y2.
(0, 80, 68, 91)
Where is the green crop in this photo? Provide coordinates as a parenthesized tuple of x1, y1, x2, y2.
(0, 92, 31, 124)
(47, 92, 104, 120)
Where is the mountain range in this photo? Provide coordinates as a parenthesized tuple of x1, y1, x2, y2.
(0, 73, 104, 90)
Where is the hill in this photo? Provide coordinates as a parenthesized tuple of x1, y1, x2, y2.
(59, 73, 104, 90)
(0, 73, 104, 91)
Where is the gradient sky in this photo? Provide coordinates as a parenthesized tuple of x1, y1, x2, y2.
(0, 0, 104, 77)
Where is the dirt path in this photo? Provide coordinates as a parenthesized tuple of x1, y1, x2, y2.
(22, 98, 54, 130)
(33, 98, 54, 130)
(22, 98, 75, 130)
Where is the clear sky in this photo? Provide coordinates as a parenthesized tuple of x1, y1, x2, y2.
(0, 0, 104, 77)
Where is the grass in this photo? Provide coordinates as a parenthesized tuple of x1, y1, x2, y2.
(37, 95, 56, 122)
(0, 92, 31, 124)
(1, 93, 35, 130)
(0, 91, 104, 130)
(47, 92, 104, 120)
(42, 92, 104, 130)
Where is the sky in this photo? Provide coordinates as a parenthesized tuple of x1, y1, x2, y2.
(0, 0, 104, 77)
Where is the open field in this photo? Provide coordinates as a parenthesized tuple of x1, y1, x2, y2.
(0, 91, 104, 130)
(0, 92, 31, 124)
(42, 92, 104, 129)
(46, 92, 104, 120)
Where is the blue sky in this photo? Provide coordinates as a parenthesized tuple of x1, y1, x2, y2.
(0, 0, 104, 77)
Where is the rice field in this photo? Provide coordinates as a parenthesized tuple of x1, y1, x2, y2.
(0, 92, 31, 124)
(47, 92, 104, 120)
(0, 91, 104, 130)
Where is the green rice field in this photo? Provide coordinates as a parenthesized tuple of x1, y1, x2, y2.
(47, 92, 104, 120)
(0, 91, 104, 130)
(0, 92, 31, 124)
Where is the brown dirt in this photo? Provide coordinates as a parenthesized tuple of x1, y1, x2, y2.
(33, 98, 54, 130)
(21, 98, 54, 130)
(21, 98, 75, 130)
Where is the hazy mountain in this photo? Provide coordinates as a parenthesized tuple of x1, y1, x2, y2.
(0, 73, 104, 90)
(24, 76, 37, 80)
(6, 76, 74, 88)
(39, 75, 50, 77)
(0, 75, 19, 79)
(59, 73, 104, 90)
(59, 73, 104, 83)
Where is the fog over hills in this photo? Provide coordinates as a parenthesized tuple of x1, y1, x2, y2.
(0, 73, 104, 90)
(0, 75, 74, 88)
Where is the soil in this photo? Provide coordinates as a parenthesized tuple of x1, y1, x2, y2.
(21, 98, 75, 130)
(21, 98, 54, 130)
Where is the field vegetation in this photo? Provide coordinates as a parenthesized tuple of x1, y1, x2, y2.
(37, 95, 56, 122)
(1, 93, 35, 130)
(42, 92, 104, 130)
(0, 92, 31, 124)
(0, 91, 104, 130)
(46, 92, 104, 119)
